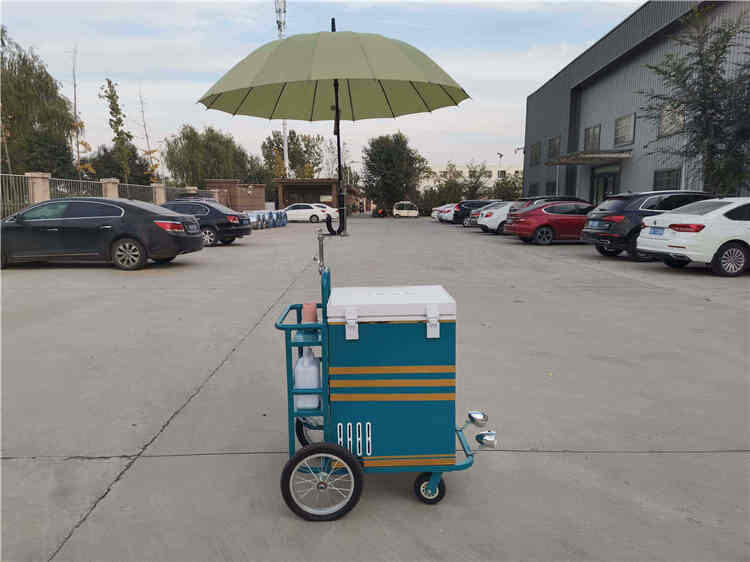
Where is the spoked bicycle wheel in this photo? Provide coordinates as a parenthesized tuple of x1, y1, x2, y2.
(281, 443, 363, 521)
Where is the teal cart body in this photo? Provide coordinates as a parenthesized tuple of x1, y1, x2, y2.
(275, 252, 493, 521)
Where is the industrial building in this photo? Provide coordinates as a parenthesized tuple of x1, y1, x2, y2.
(522, 1, 749, 202)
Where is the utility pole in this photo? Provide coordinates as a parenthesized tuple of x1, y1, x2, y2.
(275, 0, 290, 178)
(72, 44, 81, 178)
(138, 87, 156, 180)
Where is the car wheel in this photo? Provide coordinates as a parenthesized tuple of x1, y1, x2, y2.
(111, 238, 147, 270)
(309, 215, 320, 223)
(533, 226, 554, 245)
(711, 242, 747, 277)
(153, 256, 175, 264)
(414, 473, 446, 505)
(220, 237, 236, 245)
(520, 237, 533, 243)
(664, 256, 689, 269)
(494, 221, 505, 235)
(201, 227, 218, 246)
(595, 245, 623, 257)
(280, 443, 363, 521)
(462, 218, 470, 227)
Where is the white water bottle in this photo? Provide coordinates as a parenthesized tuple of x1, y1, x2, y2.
(293, 347, 321, 409)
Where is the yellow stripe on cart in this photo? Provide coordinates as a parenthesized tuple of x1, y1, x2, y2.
(329, 365, 455, 375)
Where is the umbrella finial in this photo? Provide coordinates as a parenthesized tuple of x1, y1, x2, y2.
(331, 18, 336, 32)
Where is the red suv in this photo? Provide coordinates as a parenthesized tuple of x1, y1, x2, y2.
(507, 200, 594, 244)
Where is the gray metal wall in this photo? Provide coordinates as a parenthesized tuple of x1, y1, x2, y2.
(523, 0, 698, 195)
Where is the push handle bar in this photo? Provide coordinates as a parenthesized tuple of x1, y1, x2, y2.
(275, 303, 324, 331)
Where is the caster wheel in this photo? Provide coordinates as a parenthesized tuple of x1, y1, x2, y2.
(281, 443, 363, 521)
(414, 472, 446, 504)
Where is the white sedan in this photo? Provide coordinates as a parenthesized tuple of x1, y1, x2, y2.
(477, 201, 513, 234)
(438, 204, 456, 223)
(431, 204, 451, 221)
(638, 197, 750, 276)
(283, 203, 331, 223)
(313, 203, 339, 218)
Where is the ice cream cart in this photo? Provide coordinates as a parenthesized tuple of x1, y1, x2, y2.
(275, 234, 496, 520)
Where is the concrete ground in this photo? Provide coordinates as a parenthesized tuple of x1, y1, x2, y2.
(2, 217, 748, 562)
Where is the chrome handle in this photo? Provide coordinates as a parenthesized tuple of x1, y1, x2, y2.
(100, 225, 113, 230)
(46, 228, 59, 232)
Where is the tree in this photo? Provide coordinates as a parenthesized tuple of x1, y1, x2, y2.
(81, 143, 151, 185)
(247, 154, 271, 185)
(99, 79, 134, 182)
(163, 124, 253, 187)
(261, 130, 324, 178)
(488, 170, 523, 200)
(361, 132, 430, 209)
(464, 161, 491, 199)
(639, 8, 750, 194)
(1, 26, 76, 174)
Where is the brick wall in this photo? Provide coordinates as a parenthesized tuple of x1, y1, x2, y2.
(205, 179, 266, 211)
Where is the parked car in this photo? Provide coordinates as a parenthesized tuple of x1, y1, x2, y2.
(431, 204, 451, 221)
(453, 200, 499, 225)
(638, 197, 750, 276)
(438, 204, 456, 223)
(162, 198, 251, 246)
(504, 196, 588, 234)
(313, 204, 339, 219)
(505, 200, 594, 244)
(477, 201, 513, 234)
(464, 201, 500, 228)
(1, 197, 203, 270)
(393, 201, 419, 217)
(284, 203, 330, 223)
(581, 190, 713, 260)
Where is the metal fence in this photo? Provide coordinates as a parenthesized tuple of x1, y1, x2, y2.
(50, 178, 103, 199)
(1, 174, 31, 217)
(118, 183, 155, 203)
(165, 188, 215, 201)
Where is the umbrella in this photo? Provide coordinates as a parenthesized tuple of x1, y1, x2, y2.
(199, 19, 469, 234)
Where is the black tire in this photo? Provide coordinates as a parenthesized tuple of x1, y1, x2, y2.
(111, 238, 147, 270)
(711, 242, 748, 277)
(494, 221, 506, 235)
(462, 218, 470, 227)
(280, 443, 364, 521)
(520, 237, 533, 243)
(220, 237, 236, 245)
(595, 245, 623, 257)
(153, 256, 175, 264)
(310, 215, 320, 223)
(414, 472, 446, 505)
(201, 227, 218, 247)
(533, 226, 554, 245)
(295, 418, 324, 447)
(664, 256, 689, 269)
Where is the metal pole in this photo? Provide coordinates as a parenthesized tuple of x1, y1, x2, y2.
(332, 17, 346, 235)
(276, 0, 289, 177)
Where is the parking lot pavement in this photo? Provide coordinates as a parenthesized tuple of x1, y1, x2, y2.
(3, 218, 748, 561)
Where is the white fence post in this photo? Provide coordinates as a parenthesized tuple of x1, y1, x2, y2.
(101, 178, 120, 199)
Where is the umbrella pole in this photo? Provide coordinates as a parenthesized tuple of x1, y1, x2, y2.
(332, 17, 346, 235)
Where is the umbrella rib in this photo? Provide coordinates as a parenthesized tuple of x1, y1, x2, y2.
(269, 83, 287, 120)
(347, 79, 355, 121)
(378, 80, 396, 118)
(438, 84, 459, 106)
(232, 88, 254, 116)
(206, 93, 222, 110)
(410, 81, 431, 113)
(309, 80, 318, 121)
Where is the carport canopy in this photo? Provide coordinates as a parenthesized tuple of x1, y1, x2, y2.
(545, 150, 631, 166)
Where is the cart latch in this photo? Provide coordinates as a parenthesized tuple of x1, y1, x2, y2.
(426, 304, 440, 339)
(345, 308, 359, 340)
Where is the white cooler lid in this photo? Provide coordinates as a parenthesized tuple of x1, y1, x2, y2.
(327, 285, 456, 321)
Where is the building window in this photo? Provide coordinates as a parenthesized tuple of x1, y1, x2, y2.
(545, 181, 556, 195)
(653, 168, 681, 189)
(547, 137, 561, 160)
(614, 113, 635, 146)
(528, 182, 539, 196)
(659, 106, 684, 137)
(529, 142, 541, 166)
(583, 125, 601, 152)
(498, 170, 507, 180)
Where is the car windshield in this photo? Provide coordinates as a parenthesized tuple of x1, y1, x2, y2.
(592, 197, 628, 213)
(666, 200, 730, 215)
(127, 200, 182, 216)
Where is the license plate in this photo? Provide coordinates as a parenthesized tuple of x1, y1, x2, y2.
(649, 227, 665, 236)
(588, 220, 601, 228)
(186, 223, 199, 233)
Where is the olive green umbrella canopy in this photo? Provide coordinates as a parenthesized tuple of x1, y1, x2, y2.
(198, 31, 469, 120)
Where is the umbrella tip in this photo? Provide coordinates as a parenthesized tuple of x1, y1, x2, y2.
(331, 18, 336, 32)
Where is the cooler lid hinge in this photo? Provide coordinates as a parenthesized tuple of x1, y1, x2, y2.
(426, 304, 440, 339)
(345, 308, 359, 341)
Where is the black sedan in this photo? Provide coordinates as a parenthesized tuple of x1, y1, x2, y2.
(1, 198, 203, 270)
(161, 198, 251, 246)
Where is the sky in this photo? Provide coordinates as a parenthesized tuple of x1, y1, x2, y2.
(3, 0, 640, 176)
